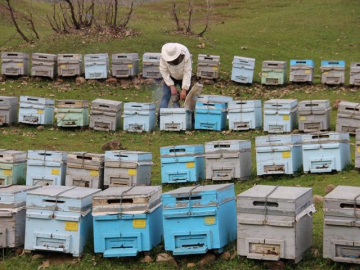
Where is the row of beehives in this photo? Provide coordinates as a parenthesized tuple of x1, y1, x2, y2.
(1, 184, 359, 265)
(0, 149, 151, 188)
(0, 132, 357, 188)
(2, 52, 360, 86)
(3, 94, 360, 134)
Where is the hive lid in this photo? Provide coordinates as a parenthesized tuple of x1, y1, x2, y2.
(0, 150, 27, 163)
(92, 186, 162, 215)
(27, 185, 100, 199)
(228, 100, 261, 109)
(0, 185, 38, 195)
(57, 99, 89, 108)
(105, 150, 152, 162)
(20, 96, 55, 106)
(0, 96, 18, 105)
(197, 95, 233, 104)
(67, 152, 104, 166)
(165, 183, 233, 196)
(325, 186, 360, 203)
(238, 185, 312, 201)
(1, 52, 29, 59)
(0, 185, 39, 208)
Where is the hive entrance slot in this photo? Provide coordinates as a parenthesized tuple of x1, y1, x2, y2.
(107, 198, 133, 204)
(39, 153, 52, 156)
(296, 61, 306, 64)
(27, 98, 38, 101)
(76, 156, 92, 160)
(214, 144, 230, 148)
(311, 135, 330, 139)
(329, 62, 339, 65)
(253, 201, 279, 207)
(236, 102, 247, 105)
(43, 199, 65, 203)
(305, 103, 319, 107)
(182, 243, 205, 248)
(340, 203, 360, 209)
(176, 196, 201, 201)
(99, 105, 110, 108)
(345, 107, 360, 112)
(169, 149, 186, 153)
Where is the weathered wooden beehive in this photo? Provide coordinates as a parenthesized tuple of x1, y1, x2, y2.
(0, 96, 18, 126)
(0, 185, 38, 248)
(298, 100, 331, 132)
(65, 152, 104, 189)
(237, 185, 314, 264)
(205, 140, 252, 181)
(0, 150, 27, 186)
(90, 99, 122, 131)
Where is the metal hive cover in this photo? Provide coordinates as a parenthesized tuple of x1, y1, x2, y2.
(238, 185, 312, 201)
(27, 186, 100, 199)
(165, 183, 233, 196)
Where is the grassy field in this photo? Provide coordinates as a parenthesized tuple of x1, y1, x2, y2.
(1, 0, 360, 269)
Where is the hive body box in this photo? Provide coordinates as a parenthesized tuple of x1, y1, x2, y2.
(195, 95, 233, 131)
(56, 100, 89, 127)
(162, 184, 237, 255)
(0, 96, 18, 126)
(31, 53, 57, 79)
(24, 186, 100, 257)
(84, 54, 109, 80)
(92, 186, 163, 257)
(90, 99, 122, 131)
(261, 61, 287, 85)
(65, 152, 104, 189)
(57, 54, 83, 77)
(237, 185, 314, 264)
(231, 56, 255, 84)
(356, 129, 360, 169)
(112, 53, 139, 78)
(18, 96, 54, 125)
(264, 99, 298, 133)
(256, 135, 303, 176)
(289, 59, 314, 83)
(0, 185, 38, 248)
(104, 151, 152, 187)
(350, 62, 360, 86)
(123, 102, 156, 132)
(298, 100, 331, 132)
(302, 132, 350, 173)
(205, 140, 252, 181)
(160, 108, 192, 131)
(26, 150, 67, 186)
(323, 186, 360, 264)
(228, 100, 262, 131)
(0, 150, 27, 185)
(336, 101, 360, 134)
(1, 52, 29, 76)
(321, 60, 345, 85)
(196, 54, 220, 80)
(160, 145, 205, 184)
(142, 53, 161, 79)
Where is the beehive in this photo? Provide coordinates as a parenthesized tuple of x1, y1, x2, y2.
(31, 53, 57, 79)
(196, 54, 220, 80)
(160, 108, 192, 131)
(1, 52, 29, 76)
(84, 54, 109, 80)
(237, 185, 314, 264)
(56, 99, 89, 128)
(162, 184, 237, 255)
(0, 96, 18, 126)
(0, 150, 27, 186)
(57, 54, 83, 77)
(112, 53, 139, 78)
(336, 101, 360, 134)
(92, 186, 162, 257)
(205, 140, 252, 181)
(264, 99, 298, 133)
(289, 59, 314, 83)
(261, 61, 287, 85)
(298, 100, 331, 132)
(228, 100, 262, 131)
(18, 96, 54, 125)
(90, 99, 122, 131)
(160, 145, 205, 184)
(104, 151, 152, 187)
(123, 102, 156, 132)
(142, 53, 161, 79)
(24, 186, 100, 257)
(231, 56, 255, 84)
(321, 60, 345, 85)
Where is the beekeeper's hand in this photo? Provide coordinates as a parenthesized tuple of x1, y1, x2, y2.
(180, 89, 187, 100)
(170, 85, 177, 95)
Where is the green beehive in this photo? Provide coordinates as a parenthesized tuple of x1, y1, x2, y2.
(56, 100, 89, 128)
(0, 150, 27, 185)
(261, 61, 287, 85)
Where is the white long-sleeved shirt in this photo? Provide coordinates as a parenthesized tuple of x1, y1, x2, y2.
(159, 44, 192, 91)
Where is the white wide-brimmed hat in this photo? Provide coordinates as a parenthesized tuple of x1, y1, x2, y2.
(161, 43, 181, 62)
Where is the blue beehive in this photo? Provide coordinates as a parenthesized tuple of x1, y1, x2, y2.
(92, 186, 162, 257)
(321, 60, 345, 85)
(256, 135, 303, 176)
(289, 59, 315, 83)
(26, 150, 67, 186)
(302, 132, 350, 173)
(123, 102, 156, 132)
(195, 95, 233, 131)
(160, 145, 205, 184)
(162, 184, 237, 255)
(24, 186, 100, 257)
(84, 54, 109, 80)
(264, 99, 298, 133)
(228, 100, 262, 131)
(18, 96, 54, 125)
(231, 56, 255, 84)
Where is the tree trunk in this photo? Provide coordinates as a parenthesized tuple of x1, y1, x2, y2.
(5, 0, 30, 42)
(63, 0, 81, 29)
(113, 0, 118, 26)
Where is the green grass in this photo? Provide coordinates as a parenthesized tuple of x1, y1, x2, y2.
(0, 0, 360, 269)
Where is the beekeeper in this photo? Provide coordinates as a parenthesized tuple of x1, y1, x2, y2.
(159, 43, 192, 108)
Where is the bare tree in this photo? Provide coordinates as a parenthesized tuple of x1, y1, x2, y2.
(171, 0, 213, 36)
(23, 11, 40, 39)
(4, 0, 30, 42)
